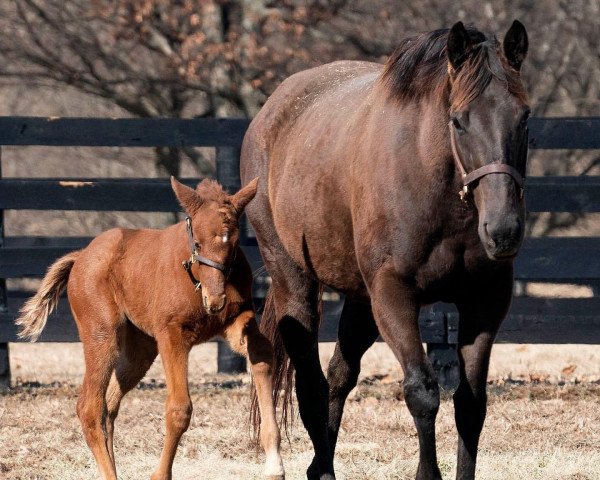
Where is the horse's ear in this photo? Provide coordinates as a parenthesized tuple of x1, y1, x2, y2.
(447, 21, 471, 70)
(171, 176, 202, 215)
(503, 20, 528, 71)
(231, 178, 258, 215)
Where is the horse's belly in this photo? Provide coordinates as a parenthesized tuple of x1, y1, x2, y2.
(271, 195, 364, 294)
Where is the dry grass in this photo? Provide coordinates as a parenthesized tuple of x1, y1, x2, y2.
(2, 343, 600, 479)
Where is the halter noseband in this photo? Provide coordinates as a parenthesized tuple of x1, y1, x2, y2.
(449, 122, 525, 202)
(182, 216, 232, 291)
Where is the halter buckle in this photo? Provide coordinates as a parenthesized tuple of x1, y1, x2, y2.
(459, 185, 469, 202)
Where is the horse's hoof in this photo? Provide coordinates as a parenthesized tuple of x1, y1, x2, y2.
(306, 462, 319, 480)
(306, 465, 334, 480)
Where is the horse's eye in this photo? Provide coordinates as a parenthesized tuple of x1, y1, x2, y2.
(451, 116, 465, 132)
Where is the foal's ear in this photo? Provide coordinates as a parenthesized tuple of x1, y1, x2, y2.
(503, 20, 528, 71)
(171, 176, 202, 215)
(447, 21, 472, 70)
(231, 178, 259, 215)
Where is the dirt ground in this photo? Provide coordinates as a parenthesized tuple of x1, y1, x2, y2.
(2, 342, 600, 480)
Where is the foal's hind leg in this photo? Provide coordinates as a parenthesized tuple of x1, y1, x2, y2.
(454, 283, 511, 480)
(308, 299, 379, 477)
(104, 323, 158, 466)
(224, 310, 284, 479)
(75, 314, 121, 480)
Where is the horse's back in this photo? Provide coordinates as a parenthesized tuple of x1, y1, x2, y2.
(241, 61, 382, 294)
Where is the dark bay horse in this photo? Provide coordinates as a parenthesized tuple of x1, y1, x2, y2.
(16, 178, 285, 480)
(242, 21, 529, 480)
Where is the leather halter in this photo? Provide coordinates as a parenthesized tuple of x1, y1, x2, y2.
(449, 121, 525, 202)
(182, 216, 232, 291)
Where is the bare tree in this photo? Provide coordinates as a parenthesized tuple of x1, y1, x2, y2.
(0, 0, 597, 235)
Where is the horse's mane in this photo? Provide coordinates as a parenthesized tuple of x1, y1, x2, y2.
(380, 25, 527, 108)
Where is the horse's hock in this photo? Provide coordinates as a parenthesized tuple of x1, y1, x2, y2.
(0, 116, 599, 389)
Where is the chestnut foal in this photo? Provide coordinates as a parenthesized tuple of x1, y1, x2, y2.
(16, 177, 284, 480)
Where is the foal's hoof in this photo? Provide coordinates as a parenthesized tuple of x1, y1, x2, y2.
(265, 475, 285, 480)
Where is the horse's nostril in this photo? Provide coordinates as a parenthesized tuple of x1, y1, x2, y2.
(484, 223, 496, 248)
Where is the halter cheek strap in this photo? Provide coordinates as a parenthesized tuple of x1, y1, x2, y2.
(182, 216, 232, 291)
(449, 122, 525, 201)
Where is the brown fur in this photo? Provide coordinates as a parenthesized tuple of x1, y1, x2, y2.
(15, 177, 284, 480)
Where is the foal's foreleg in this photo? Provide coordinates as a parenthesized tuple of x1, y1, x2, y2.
(151, 329, 192, 480)
(369, 269, 441, 480)
(225, 311, 284, 479)
(454, 290, 510, 480)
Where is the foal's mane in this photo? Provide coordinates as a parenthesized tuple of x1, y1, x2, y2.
(380, 25, 527, 108)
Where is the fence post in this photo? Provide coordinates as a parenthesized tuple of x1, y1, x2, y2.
(0, 146, 10, 390)
(426, 310, 459, 390)
(215, 145, 247, 374)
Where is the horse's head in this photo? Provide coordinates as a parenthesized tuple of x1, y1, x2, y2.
(446, 21, 529, 260)
(171, 176, 258, 314)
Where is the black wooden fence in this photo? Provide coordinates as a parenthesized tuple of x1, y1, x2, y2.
(0, 116, 599, 389)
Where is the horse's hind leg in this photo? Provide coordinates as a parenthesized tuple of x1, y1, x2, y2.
(105, 323, 158, 466)
(271, 268, 333, 480)
(308, 299, 379, 475)
(224, 310, 284, 479)
(454, 285, 511, 480)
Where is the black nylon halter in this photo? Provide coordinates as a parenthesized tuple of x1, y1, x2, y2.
(182, 216, 232, 291)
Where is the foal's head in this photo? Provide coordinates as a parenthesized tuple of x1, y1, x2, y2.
(446, 21, 530, 259)
(171, 177, 258, 314)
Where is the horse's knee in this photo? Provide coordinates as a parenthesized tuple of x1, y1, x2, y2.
(166, 400, 192, 433)
(403, 364, 440, 420)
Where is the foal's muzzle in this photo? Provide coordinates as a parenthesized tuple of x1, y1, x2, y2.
(203, 293, 227, 314)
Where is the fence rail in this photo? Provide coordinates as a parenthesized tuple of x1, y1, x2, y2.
(0, 116, 598, 388)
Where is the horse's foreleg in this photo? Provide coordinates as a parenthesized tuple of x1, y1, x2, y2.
(151, 328, 192, 480)
(454, 287, 511, 480)
(225, 311, 284, 479)
(369, 269, 441, 480)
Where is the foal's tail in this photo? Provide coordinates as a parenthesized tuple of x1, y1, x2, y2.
(16, 251, 80, 341)
(251, 285, 323, 439)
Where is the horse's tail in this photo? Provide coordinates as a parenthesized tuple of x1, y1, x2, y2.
(251, 284, 323, 439)
(15, 251, 80, 342)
